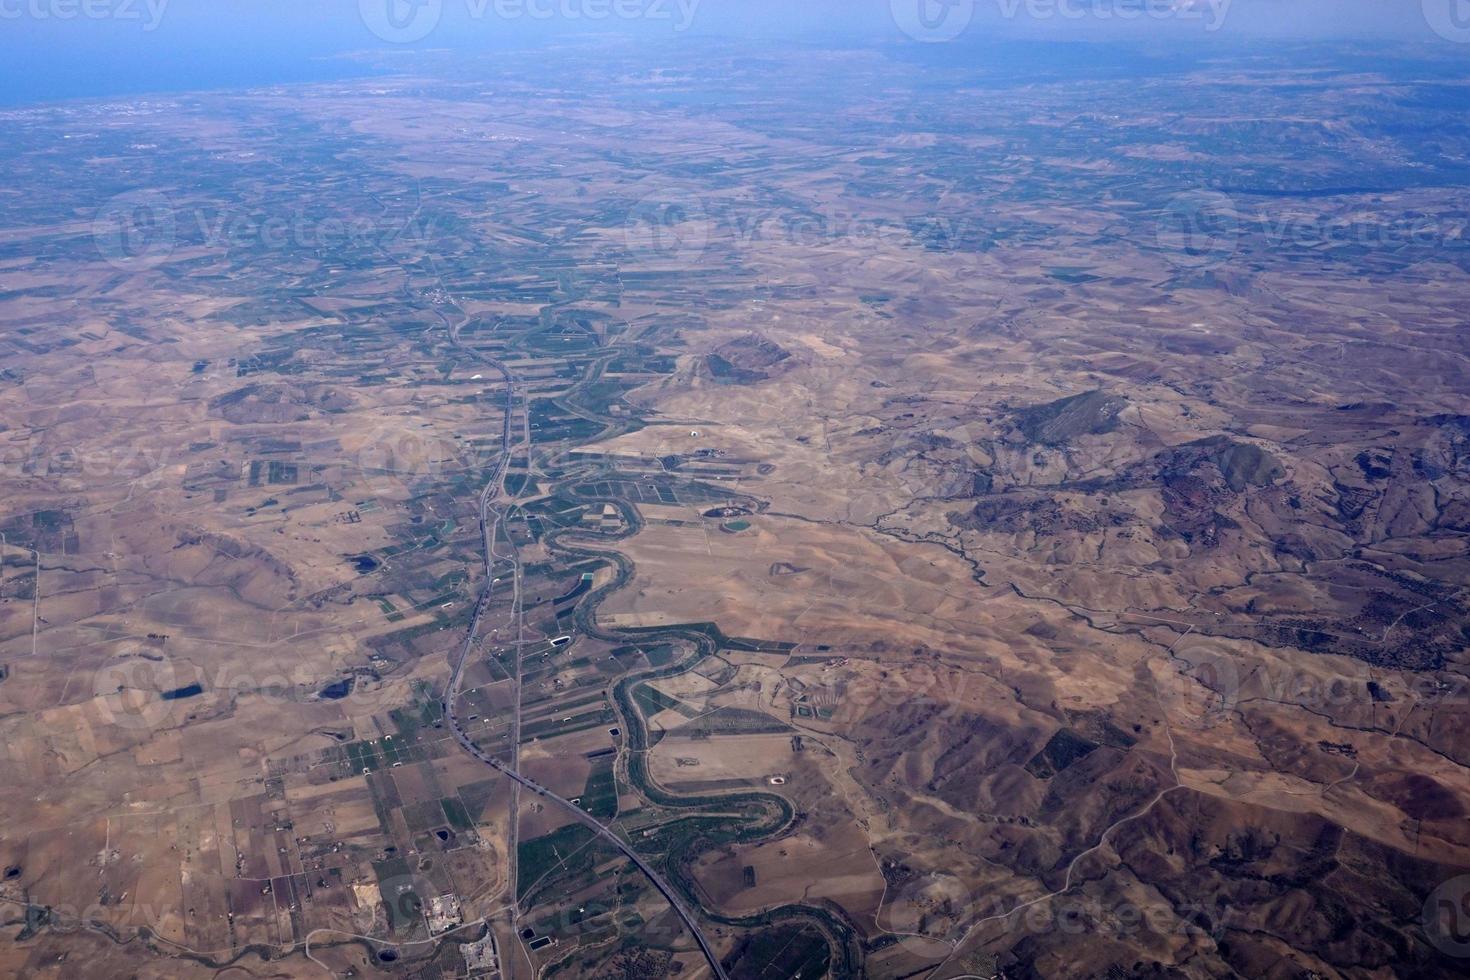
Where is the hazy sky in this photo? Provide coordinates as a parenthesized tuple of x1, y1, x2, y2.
(0, 0, 1464, 106)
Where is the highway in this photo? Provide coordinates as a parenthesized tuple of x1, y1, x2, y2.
(437, 310, 731, 980)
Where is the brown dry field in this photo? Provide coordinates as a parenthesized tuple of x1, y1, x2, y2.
(2, 45, 1470, 980)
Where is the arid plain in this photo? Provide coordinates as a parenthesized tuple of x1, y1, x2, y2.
(0, 40, 1469, 980)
